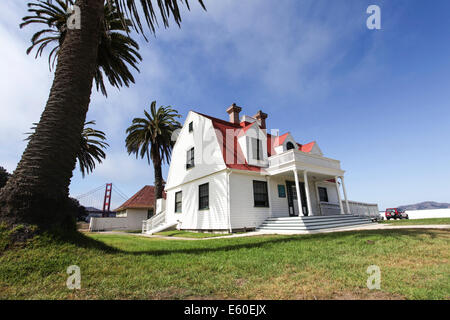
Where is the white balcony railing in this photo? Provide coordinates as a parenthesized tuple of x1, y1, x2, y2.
(268, 149, 341, 171)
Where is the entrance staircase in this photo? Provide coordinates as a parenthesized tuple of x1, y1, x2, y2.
(142, 211, 177, 234)
(257, 215, 374, 232)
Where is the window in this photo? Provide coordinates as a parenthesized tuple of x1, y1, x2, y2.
(147, 208, 154, 219)
(186, 147, 194, 169)
(189, 121, 193, 132)
(253, 180, 269, 207)
(252, 138, 263, 160)
(278, 185, 286, 198)
(175, 191, 182, 213)
(318, 187, 328, 202)
(286, 141, 295, 150)
(291, 184, 297, 199)
(199, 183, 209, 210)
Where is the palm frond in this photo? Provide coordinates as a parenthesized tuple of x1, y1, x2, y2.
(21, 0, 143, 96)
(25, 119, 109, 178)
(125, 100, 181, 167)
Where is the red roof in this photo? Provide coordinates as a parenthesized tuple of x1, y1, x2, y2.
(194, 112, 316, 173)
(196, 112, 261, 172)
(274, 133, 290, 146)
(115, 185, 166, 211)
(298, 141, 316, 153)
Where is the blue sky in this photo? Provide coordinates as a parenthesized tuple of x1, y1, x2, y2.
(0, 0, 449, 210)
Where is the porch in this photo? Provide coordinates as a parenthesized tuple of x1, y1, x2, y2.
(266, 149, 378, 218)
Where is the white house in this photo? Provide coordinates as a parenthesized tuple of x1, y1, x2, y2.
(90, 185, 162, 232)
(143, 104, 379, 234)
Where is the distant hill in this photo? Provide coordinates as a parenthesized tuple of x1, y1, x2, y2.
(397, 202, 450, 211)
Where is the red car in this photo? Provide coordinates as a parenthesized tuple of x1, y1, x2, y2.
(385, 208, 409, 220)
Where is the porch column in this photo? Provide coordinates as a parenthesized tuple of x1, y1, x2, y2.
(335, 176, 344, 215)
(293, 169, 304, 216)
(340, 176, 351, 215)
(303, 171, 312, 216)
(267, 176, 273, 217)
(314, 181, 322, 216)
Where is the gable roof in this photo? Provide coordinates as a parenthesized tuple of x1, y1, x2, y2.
(193, 111, 318, 173)
(195, 112, 261, 172)
(298, 141, 315, 153)
(115, 185, 165, 211)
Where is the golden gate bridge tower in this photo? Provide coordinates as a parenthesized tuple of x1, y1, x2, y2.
(75, 183, 128, 216)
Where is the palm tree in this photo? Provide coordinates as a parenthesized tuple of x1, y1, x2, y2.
(77, 121, 109, 177)
(125, 101, 181, 200)
(0, 0, 205, 231)
(27, 120, 109, 178)
(20, 0, 142, 97)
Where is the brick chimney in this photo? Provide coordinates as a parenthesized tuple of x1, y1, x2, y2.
(254, 110, 268, 129)
(226, 103, 242, 124)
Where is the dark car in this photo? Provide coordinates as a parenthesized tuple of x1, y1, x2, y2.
(385, 208, 409, 220)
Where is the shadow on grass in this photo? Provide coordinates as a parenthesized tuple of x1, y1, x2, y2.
(6, 228, 446, 258)
(46, 230, 121, 253)
(118, 229, 447, 257)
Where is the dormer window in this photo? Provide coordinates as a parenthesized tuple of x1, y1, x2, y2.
(286, 141, 295, 150)
(186, 147, 194, 169)
(252, 138, 263, 160)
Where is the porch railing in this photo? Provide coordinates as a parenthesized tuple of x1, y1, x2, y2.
(142, 210, 166, 234)
(344, 201, 379, 219)
(319, 203, 341, 216)
(319, 201, 379, 219)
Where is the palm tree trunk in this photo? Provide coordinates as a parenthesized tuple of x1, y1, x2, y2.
(153, 159, 164, 202)
(0, 0, 104, 230)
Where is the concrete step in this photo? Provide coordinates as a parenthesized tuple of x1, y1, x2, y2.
(260, 218, 371, 228)
(266, 215, 361, 221)
(257, 215, 374, 231)
(258, 220, 373, 231)
(265, 216, 370, 224)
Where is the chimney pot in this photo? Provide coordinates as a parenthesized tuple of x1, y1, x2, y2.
(226, 103, 242, 124)
(254, 110, 268, 129)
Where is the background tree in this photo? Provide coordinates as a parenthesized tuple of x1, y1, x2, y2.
(125, 101, 181, 201)
(67, 197, 87, 222)
(20, 0, 142, 97)
(27, 120, 109, 178)
(0, 0, 205, 233)
(0, 167, 11, 189)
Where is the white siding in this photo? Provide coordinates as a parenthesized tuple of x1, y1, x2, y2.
(89, 208, 147, 231)
(166, 171, 229, 230)
(315, 181, 340, 215)
(229, 172, 271, 229)
(166, 112, 227, 190)
(269, 176, 290, 217)
(316, 181, 339, 205)
(125, 209, 149, 229)
(238, 124, 269, 167)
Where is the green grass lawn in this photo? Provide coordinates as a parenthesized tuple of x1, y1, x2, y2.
(0, 227, 449, 300)
(154, 230, 233, 238)
(380, 218, 450, 225)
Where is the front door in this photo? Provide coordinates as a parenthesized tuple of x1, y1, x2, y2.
(286, 180, 309, 216)
(286, 181, 297, 216)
